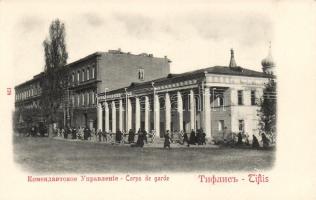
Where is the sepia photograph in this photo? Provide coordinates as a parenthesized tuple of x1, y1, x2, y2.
(1, 0, 315, 200)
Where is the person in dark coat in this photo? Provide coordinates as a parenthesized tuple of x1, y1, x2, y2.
(72, 128, 77, 139)
(189, 129, 196, 145)
(116, 130, 122, 143)
(196, 129, 202, 145)
(201, 129, 206, 145)
(183, 131, 189, 147)
(132, 130, 144, 148)
(261, 133, 270, 149)
(237, 132, 243, 146)
(143, 129, 148, 144)
(252, 135, 260, 149)
(164, 130, 171, 149)
(64, 127, 69, 139)
(128, 129, 135, 144)
(83, 128, 89, 140)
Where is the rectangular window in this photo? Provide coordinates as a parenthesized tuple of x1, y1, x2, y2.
(82, 69, 85, 82)
(86, 92, 90, 105)
(77, 94, 80, 107)
(218, 120, 224, 131)
(91, 67, 95, 79)
(238, 120, 245, 133)
(251, 90, 256, 105)
(77, 71, 80, 82)
(87, 68, 90, 81)
(82, 93, 85, 106)
(91, 91, 95, 104)
(238, 90, 243, 105)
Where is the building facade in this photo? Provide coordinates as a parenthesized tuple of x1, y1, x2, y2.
(96, 49, 274, 142)
(14, 49, 171, 132)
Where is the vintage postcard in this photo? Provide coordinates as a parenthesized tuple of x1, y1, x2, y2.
(0, 0, 315, 199)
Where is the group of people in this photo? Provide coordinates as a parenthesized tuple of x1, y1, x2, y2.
(55, 127, 93, 140)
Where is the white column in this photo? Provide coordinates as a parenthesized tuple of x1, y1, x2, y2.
(104, 102, 109, 132)
(177, 91, 183, 131)
(190, 89, 196, 131)
(204, 87, 211, 138)
(127, 97, 132, 131)
(97, 101, 103, 131)
(135, 97, 141, 132)
(165, 93, 171, 132)
(119, 99, 123, 131)
(154, 94, 160, 137)
(144, 96, 149, 132)
(111, 101, 116, 132)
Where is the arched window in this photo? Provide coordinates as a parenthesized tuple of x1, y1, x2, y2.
(77, 71, 80, 82)
(72, 72, 75, 83)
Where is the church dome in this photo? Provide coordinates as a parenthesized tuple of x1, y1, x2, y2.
(261, 43, 275, 74)
(261, 54, 275, 68)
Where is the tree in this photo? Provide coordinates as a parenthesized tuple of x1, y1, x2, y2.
(258, 78, 277, 143)
(41, 19, 68, 127)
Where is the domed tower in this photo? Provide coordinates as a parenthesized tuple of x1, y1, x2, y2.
(261, 42, 275, 75)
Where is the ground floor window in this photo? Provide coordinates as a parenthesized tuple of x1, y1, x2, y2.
(238, 120, 245, 133)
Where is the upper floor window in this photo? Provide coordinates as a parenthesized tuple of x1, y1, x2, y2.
(77, 71, 80, 82)
(237, 90, 243, 105)
(138, 68, 144, 80)
(87, 67, 90, 81)
(251, 90, 256, 105)
(91, 66, 95, 79)
(82, 69, 85, 82)
(72, 72, 75, 83)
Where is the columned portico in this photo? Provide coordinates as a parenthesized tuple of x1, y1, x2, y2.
(104, 102, 109, 132)
(135, 97, 141, 132)
(111, 101, 116, 132)
(177, 91, 183, 132)
(165, 93, 171, 132)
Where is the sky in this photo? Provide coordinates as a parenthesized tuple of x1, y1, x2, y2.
(1, 1, 276, 86)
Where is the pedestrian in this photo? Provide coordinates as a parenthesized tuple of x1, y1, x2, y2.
(72, 127, 77, 139)
(128, 129, 135, 144)
(164, 130, 171, 149)
(143, 129, 148, 144)
(252, 135, 260, 149)
(116, 130, 123, 143)
(237, 132, 243, 146)
(182, 131, 189, 147)
(189, 129, 196, 145)
(83, 127, 89, 140)
(133, 130, 144, 147)
(261, 132, 270, 149)
(201, 129, 206, 145)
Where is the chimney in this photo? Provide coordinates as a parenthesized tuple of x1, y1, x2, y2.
(229, 48, 237, 68)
